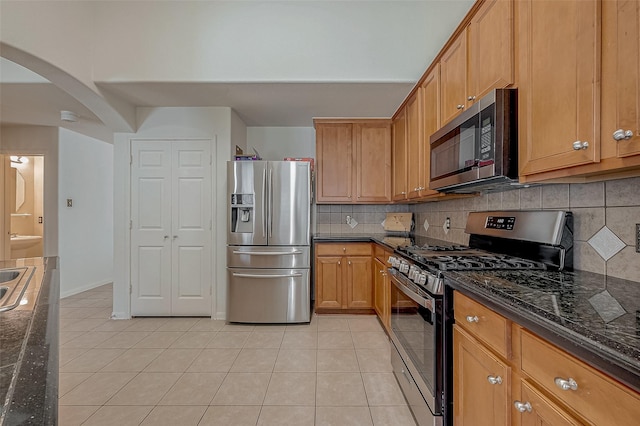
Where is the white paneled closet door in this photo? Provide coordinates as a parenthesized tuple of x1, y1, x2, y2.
(131, 140, 212, 316)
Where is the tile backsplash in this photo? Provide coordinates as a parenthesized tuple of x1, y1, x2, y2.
(315, 176, 640, 282)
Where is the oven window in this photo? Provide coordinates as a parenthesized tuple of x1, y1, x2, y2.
(390, 281, 436, 393)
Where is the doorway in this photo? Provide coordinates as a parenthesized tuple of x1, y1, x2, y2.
(2, 155, 44, 260)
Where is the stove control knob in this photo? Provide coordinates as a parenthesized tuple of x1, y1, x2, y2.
(399, 262, 410, 273)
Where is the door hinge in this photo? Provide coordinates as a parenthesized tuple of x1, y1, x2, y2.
(210, 219, 212, 230)
(130, 154, 133, 165)
(130, 220, 133, 230)
(129, 284, 132, 295)
(210, 286, 212, 296)
(210, 154, 212, 165)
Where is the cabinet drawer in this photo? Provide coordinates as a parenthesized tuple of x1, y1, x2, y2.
(521, 330, 640, 426)
(315, 243, 372, 256)
(454, 291, 509, 358)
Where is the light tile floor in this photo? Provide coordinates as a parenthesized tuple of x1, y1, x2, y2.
(58, 284, 417, 426)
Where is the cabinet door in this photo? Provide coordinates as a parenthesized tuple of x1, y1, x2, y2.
(346, 256, 373, 309)
(440, 31, 468, 125)
(609, 0, 640, 157)
(373, 257, 386, 319)
(453, 326, 510, 426)
(355, 123, 392, 202)
(316, 123, 354, 202)
(392, 109, 408, 201)
(421, 65, 441, 196)
(468, 0, 514, 102)
(517, 380, 582, 426)
(406, 93, 423, 199)
(518, 0, 600, 176)
(315, 256, 343, 309)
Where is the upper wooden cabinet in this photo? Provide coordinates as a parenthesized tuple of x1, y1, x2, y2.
(406, 92, 424, 198)
(518, 0, 640, 182)
(518, 0, 600, 177)
(440, 32, 469, 125)
(420, 65, 441, 197)
(315, 120, 391, 203)
(392, 110, 408, 201)
(440, 0, 514, 126)
(468, 0, 514, 103)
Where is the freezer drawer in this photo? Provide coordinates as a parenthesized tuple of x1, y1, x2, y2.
(227, 268, 310, 323)
(227, 246, 310, 269)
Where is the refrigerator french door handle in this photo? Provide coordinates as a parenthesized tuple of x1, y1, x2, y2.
(232, 273, 303, 279)
(262, 167, 267, 238)
(268, 168, 273, 238)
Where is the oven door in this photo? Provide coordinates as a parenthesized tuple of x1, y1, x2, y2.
(389, 271, 443, 418)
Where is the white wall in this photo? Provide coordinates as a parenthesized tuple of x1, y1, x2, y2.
(58, 128, 113, 297)
(0, 126, 59, 257)
(113, 107, 236, 319)
(247, 127, 315, 160)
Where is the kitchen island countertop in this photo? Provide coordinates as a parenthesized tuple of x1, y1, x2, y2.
(0, 257, 59, 426)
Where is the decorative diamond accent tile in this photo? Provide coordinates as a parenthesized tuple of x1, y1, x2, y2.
(423, 219, 429, 232)
(348, 218, 358, 229)
(588, 226, 626, 261)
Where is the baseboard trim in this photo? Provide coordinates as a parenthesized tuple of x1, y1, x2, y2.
(60, 279, 112, 299)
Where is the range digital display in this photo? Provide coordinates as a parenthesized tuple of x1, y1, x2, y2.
(485, 216, 515, 230)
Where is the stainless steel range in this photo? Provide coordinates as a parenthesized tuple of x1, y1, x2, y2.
(387, 210, 573, 426)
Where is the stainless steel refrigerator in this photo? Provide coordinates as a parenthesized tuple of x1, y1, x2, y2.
(227, 161, 311, 323)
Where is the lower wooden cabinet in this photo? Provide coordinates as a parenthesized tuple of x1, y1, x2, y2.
(453, 326, 510, 426)
(453, 290, 640, 426)
(373, 257, 390, 331)
(315, 243, 373, 311)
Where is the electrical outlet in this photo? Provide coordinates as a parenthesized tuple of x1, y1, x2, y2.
(445, 217, 451, 230)
(636, 224, 640, 253)
(66, 199, 73, 208)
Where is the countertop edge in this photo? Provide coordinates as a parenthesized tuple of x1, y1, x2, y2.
(1, 257, 59, 426)
(445, 273, 640, 394)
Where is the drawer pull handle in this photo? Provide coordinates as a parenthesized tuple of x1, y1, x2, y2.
(466, 315, 479, 323)
(514, 401, 532, 413)
(554, 377, 578, 391)
(487, 375, 502, 385)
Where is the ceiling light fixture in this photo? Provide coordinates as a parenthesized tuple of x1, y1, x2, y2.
(60, 110, 78, 122)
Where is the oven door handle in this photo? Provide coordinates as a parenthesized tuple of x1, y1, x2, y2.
(390, 274, 435, 312)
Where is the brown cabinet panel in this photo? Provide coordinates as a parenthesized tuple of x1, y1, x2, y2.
(316, 123, 353, 202)
(518, 380, 582, 426)
(421, 65, 441, 196)
(355, 123, 392, 202)
(315, 243, 371, 257)
(454, 291, 509, 358)
(406, 93, 423, 199)
(315, 256, 343, 309)
(468, 0, 514, 102)
(346, 256, 373, 309)
(392, 109, 408, 201)
(440, 32, 468, 125)
(373, 257, 389, 330)
(518, 0, 600, 175)
(453, 326, 511, 426)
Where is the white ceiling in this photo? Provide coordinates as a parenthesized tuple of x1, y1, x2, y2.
(0, 1, 474, 142)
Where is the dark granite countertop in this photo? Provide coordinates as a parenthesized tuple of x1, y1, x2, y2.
(313, 232, 413, 251)
(445, 268, 640, 393)
(0, 257, 59, 426)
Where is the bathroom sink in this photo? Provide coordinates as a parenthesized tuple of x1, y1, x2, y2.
(0, 267, 35, 312)
(10, 235, 42, 250)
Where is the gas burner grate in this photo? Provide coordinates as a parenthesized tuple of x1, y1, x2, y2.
(430, 255, 547, 271)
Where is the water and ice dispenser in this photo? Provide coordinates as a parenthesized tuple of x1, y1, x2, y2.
(230, 193, 254, 233)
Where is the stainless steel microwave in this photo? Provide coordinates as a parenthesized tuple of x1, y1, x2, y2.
(429, 88, 521, 193)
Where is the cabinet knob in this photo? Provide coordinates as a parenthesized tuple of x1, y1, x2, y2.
(487, 375, 502, 385)
(348, 261, 352, 266)
(173, 235, 178, 239)
(554, 377, 578, 391)
(613, 129, 634, 141)
(514, 401, 532, 413)
(572, 140, 589, 150)
(400, 191, 406, 195)
(338, 261, 341, 265)
(343, 247, 346, 252)
(467, 95, 476, 101)
(466, 315, 479, 323)
(456, 104, 465, 110)
(164, 235, 169, 240)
